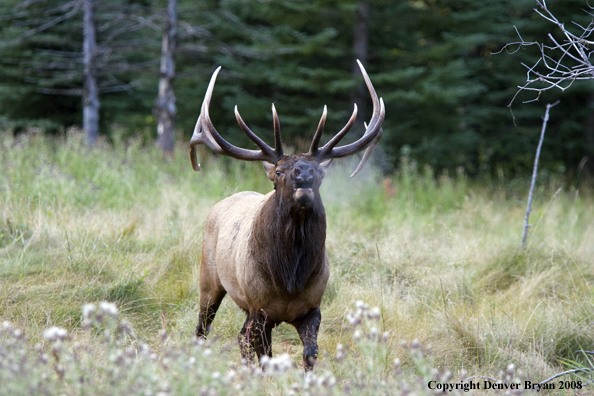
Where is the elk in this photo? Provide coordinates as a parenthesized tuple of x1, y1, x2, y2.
(190, 61, 384, 370)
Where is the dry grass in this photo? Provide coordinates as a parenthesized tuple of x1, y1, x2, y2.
(1, 131, 594, 392)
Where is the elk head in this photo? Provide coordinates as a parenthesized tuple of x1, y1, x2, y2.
(189, 60, 385, 205)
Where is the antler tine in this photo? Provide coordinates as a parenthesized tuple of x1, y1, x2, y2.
(318, 104, 357, 153)
(271, 104, 284, 158)
(190, 68, 226, 171)
(189, 66, 282, 171)
(234, 105, 277, 156)
(313, 60, 385, 175)
(308, 105, 327, 155)
(190, 114, 220, 171)
(350, 122, 383, 177)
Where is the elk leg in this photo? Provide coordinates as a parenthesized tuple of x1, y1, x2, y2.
(291, 307, 321, 371)
(238, 315, 254, 362)
(254, 315, 273, 362)
(195, 288, 226, 338)
(238, 312, 273, 365)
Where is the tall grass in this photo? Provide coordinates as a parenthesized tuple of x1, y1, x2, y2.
(1, 130, 594, 393)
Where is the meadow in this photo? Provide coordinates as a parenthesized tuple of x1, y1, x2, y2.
(1, 130, 594, 395)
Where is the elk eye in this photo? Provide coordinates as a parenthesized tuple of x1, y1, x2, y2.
(276, 171, 282, 176)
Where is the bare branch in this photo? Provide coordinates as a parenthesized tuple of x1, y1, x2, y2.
(37, 87, 83, 95)
(539, 368, 591, 386)
(3, 0, 82, 46)
(522, 101, 559, 249)
(499, 0, 594, 106)
(14, 0, 53, 10)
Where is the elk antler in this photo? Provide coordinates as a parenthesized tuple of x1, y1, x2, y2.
(189, 67, 284, 171)
(308, 60, 385, 177)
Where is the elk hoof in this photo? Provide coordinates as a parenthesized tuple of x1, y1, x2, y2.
(303, 356, 316, 371)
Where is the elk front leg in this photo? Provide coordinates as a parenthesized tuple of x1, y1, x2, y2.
(238, 312, 273, 365)
(291, 307, 321, 371)
(238, 315, 253, 362)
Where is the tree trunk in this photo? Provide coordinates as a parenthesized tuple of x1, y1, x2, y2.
(352, 1, 369, 131)
(83, 0, 100, 146)
(156, 0, 177, 153)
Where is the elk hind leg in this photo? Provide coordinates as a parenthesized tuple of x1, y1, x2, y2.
(196, 242, 226, 338)
(195, 288, 226, 338)
(291, 307, 321, 371)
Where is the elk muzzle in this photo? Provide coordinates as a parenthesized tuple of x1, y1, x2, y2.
(293, 162, 316, 208)
(294, 188, 315, 208)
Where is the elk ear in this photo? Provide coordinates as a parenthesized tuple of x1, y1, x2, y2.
(263, 161, 276, 181)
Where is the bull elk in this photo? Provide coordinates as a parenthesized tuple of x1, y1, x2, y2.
(190, 61, 385, 370)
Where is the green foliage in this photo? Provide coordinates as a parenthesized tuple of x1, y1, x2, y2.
(1, 1, 593, 176)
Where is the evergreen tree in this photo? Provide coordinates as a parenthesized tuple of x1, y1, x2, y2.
(0, 0, 162, 136)
(1, 0, 592, 177)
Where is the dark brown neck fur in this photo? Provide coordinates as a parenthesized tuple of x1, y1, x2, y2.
(250, 191, 326, 295)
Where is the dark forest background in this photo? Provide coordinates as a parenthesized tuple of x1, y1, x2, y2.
(1, 0, 594, 179)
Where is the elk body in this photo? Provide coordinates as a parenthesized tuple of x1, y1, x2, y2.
(190, 61, 385, 370)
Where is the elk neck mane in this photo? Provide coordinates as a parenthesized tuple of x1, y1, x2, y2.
(249, 190, 327, 295)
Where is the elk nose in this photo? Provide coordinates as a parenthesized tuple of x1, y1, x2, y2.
(294, 164, 315, 186)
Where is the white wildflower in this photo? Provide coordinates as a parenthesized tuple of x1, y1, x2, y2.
(224, 369, 236, 383)
(346, 312, 360, 326)
(82, 303, 96, 320)
(139, 343, 151, 356)
(43, 326, 67, 342)
(2, 321, 12, 332)
(99, 301, 118, 318)
(303, 371, 315, 388)
(335, 343, 345, 360)
(370, 306, 381, 320)
(393, 358, 401, 369)
(262, 353, 292, 376)
(316, 375, 325, 387)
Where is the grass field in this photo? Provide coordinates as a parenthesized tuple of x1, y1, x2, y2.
(1, 131, 594, 394)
